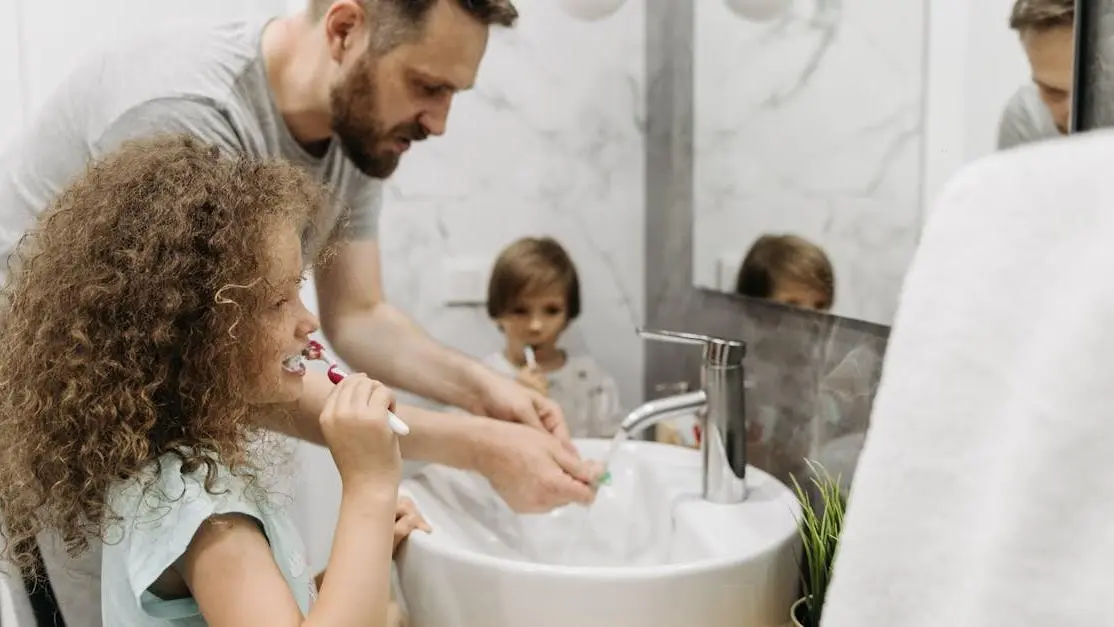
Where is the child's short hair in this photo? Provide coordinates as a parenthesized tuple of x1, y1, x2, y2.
(486, 237, 581, 319)
(734, 234, 835, 307)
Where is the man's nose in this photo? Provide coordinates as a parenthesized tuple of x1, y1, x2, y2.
(419, 102, 450, 137)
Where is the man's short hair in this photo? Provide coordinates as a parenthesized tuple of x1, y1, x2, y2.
(1009, 0, 1074, 32)
(309, 0, 518, 36)
(309, 0, 517, 52)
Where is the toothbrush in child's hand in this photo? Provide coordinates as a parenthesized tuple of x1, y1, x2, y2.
(303, 341, 410, 436)
(520, 345, 609, 486)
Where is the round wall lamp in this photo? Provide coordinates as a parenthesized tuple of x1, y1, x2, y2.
(558, 0, 627, 21)
(724, 0, 792, 22)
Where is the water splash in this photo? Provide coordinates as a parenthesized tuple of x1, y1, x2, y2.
(555, 431, 645, 566)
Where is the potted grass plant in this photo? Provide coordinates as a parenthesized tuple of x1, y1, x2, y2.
(788, 460, 847, 627)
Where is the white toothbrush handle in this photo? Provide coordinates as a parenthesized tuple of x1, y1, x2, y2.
(328, 365, 410, 436)
(385, 411, 410, 436)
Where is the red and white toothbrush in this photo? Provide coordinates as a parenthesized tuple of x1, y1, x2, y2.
(303, 340, 410, 435)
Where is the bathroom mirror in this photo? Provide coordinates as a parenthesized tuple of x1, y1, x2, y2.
(691, 0, 928, 325)
(690, 0, 1051, 326)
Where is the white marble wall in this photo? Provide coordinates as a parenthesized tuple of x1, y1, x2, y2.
(378, 0, 646, 410)
(691, 0, 926, 325)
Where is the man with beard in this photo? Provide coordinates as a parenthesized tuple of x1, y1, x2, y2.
(0, 1, 602, 625)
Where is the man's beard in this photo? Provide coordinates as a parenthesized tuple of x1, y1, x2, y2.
(330, 56, 429, 179)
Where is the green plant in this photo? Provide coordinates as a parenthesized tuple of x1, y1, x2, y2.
(789, 460, 847, 627)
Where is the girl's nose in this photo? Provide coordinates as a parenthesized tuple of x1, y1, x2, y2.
(300, 318, 320, 338)
(298, 304, 320, 337)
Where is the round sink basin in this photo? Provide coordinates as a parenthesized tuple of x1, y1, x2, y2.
(396, 438, 800, 627)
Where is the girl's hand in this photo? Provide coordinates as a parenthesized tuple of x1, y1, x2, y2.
(319, 374, 401, 489)
(393, 496, 431, 556)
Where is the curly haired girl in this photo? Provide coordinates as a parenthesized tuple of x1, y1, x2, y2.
(0, 134, 424, 626)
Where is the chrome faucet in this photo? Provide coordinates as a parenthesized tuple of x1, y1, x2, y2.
(621, 328, 748, 504)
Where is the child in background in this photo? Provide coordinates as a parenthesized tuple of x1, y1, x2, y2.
(485, 237, 623, 438)
(0, 135, 425, 627)
(735, 233, 835, 312)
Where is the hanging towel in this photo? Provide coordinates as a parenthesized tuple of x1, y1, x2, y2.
(822, 129, 1114, 626)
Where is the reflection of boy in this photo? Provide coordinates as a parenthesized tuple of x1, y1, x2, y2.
(484, 237, 623, 438)
(734, 234, 835, 312)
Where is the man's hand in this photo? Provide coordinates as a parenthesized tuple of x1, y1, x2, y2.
(514, 365, 549, 397)
(476, 370, 572, 446)
(471, 419, 605, 513)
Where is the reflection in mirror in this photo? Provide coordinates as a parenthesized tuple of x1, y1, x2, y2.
(691, 0, 928, 326)
(734, 234, 833, 312)
(692, 0, 1075, 326)
(923, 0, 1072, 213)
(999, 0, 1073, 145)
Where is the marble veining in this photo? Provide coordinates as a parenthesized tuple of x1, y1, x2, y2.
(377, 0, 647, 409)
(691, 0, 927, 326)
(646, 0, 891, 488)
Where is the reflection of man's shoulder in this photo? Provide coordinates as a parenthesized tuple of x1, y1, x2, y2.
(998, 84, 1060, 150)
(1004, 84, 1050, 121)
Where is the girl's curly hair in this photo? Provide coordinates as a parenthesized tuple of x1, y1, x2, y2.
(0, 134, 332, 575)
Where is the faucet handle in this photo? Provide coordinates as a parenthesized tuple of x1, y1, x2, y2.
(637, 328, 746, 366)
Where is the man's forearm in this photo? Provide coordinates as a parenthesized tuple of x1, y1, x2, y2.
(267, 369, 486, 472)
(392, 404, 486, 471)
(325, 302, 490, 412)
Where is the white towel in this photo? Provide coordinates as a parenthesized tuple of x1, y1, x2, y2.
(821, 129, 1114, 626)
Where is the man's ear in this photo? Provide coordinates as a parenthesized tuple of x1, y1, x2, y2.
(322, 0, 369, 63)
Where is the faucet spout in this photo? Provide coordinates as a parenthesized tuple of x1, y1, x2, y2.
(636, 328, 749, 504)
(619, 390, 707, 436)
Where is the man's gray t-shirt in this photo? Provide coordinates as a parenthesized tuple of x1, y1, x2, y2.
(997, 84, 1063, 150)
(0, 20, 381, 626)
(0, 19, 382, 284)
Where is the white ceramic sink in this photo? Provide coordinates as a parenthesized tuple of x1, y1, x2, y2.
(396, 438, 800, 627)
